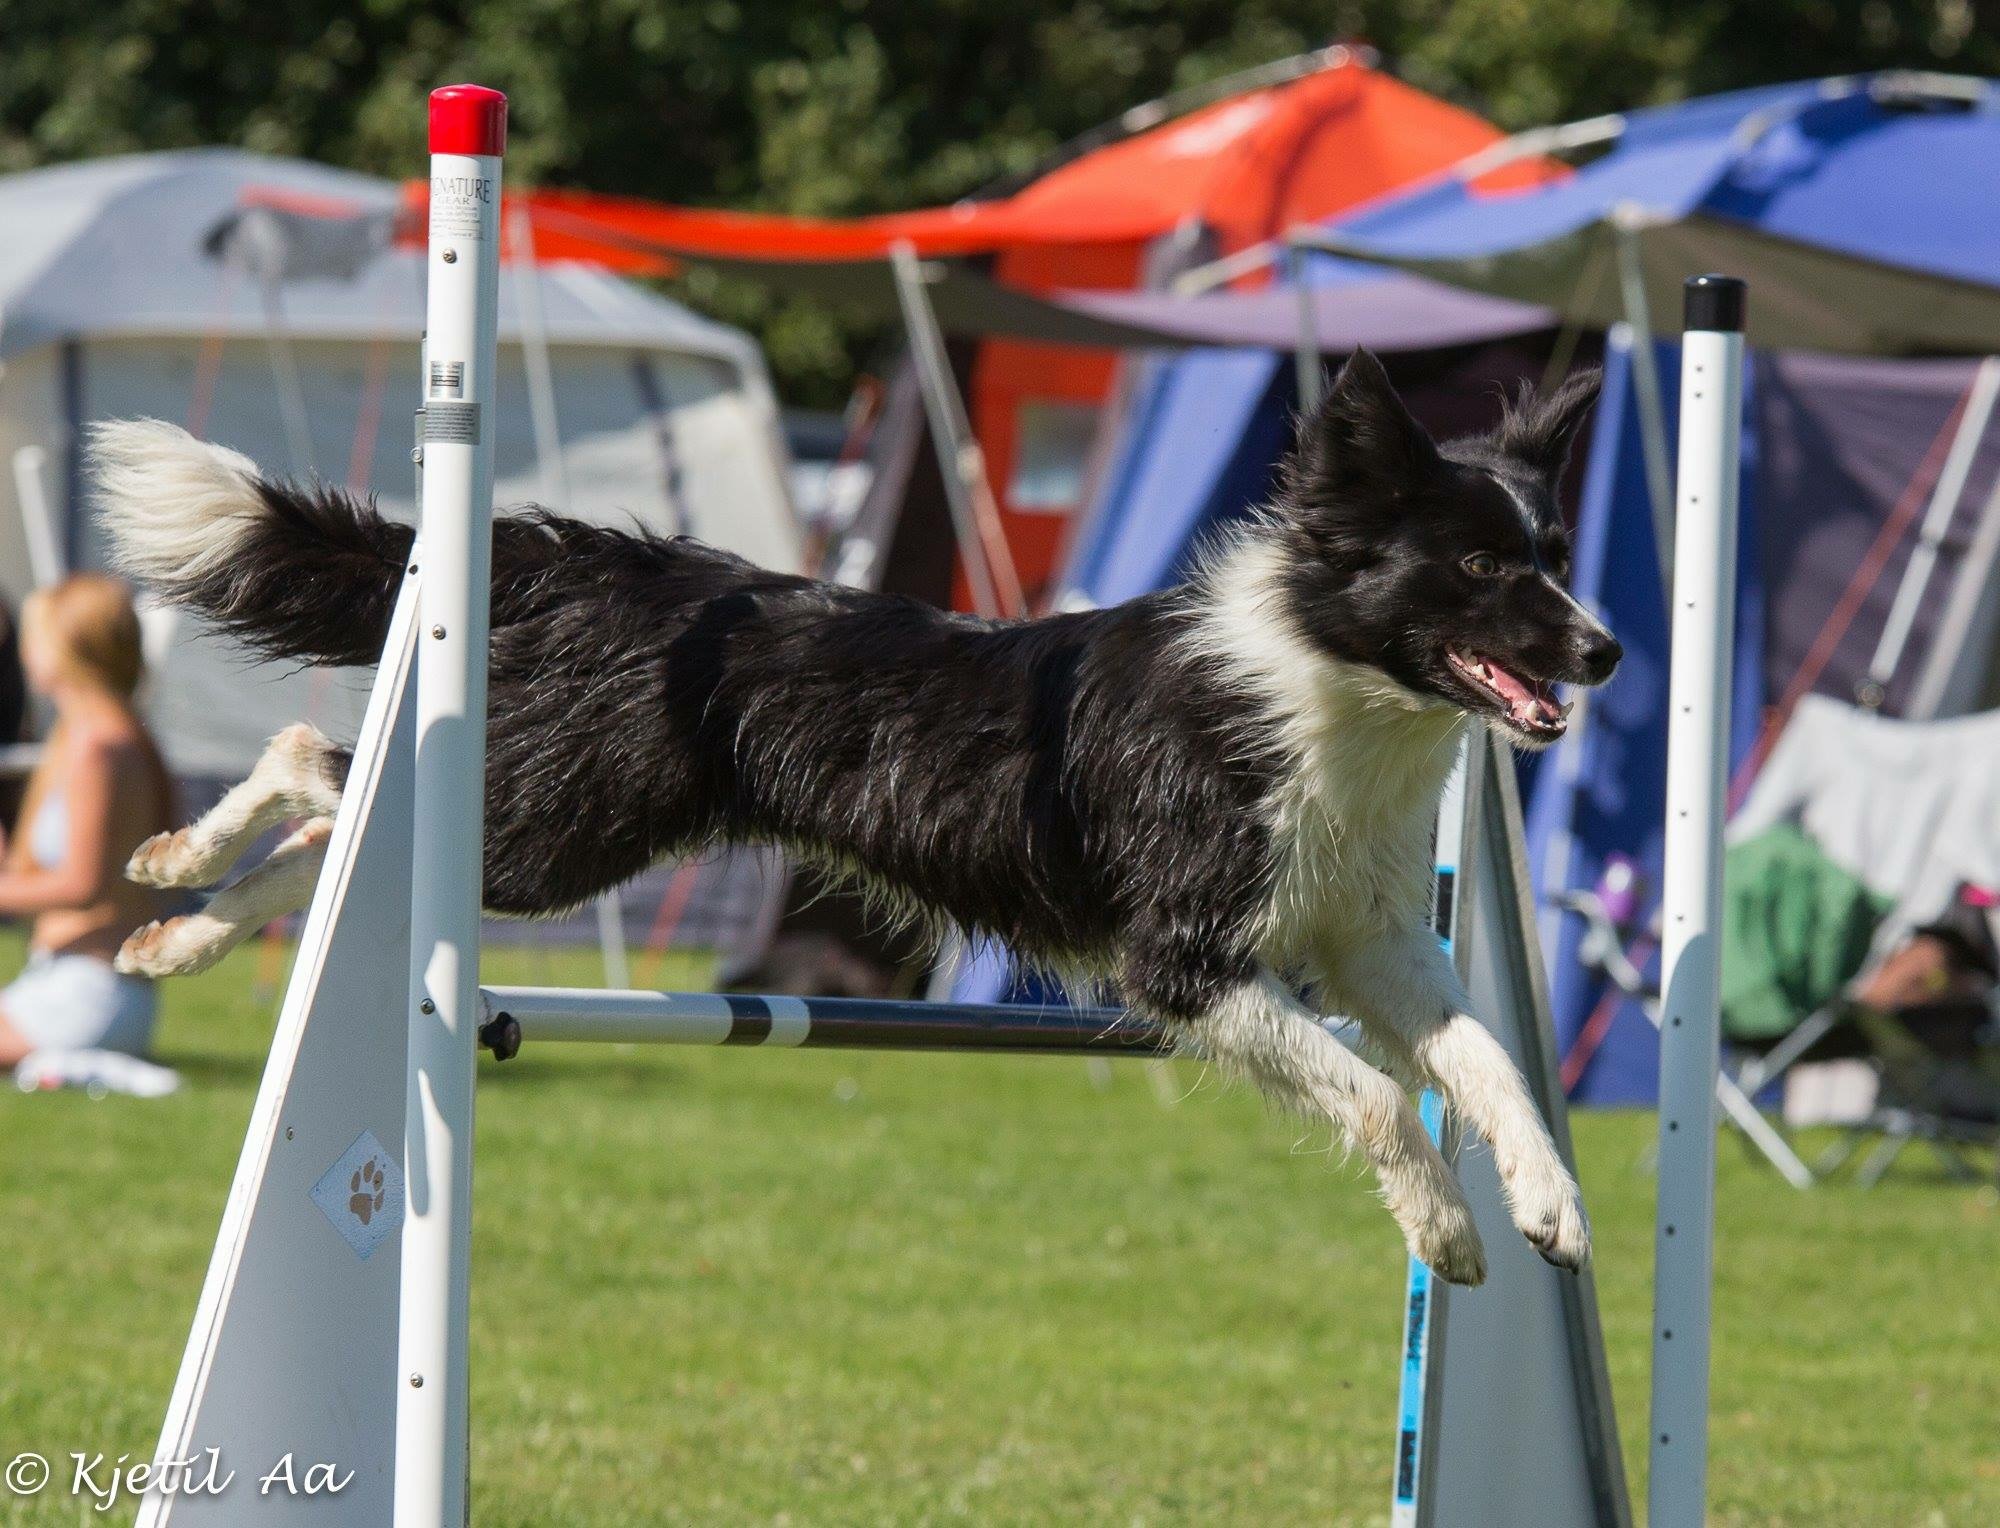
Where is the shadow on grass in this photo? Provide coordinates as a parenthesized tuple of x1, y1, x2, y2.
(158, 1052, 269, 1087)
(146, 1051, 696, 1096)
(474, 1057, 693, 1093)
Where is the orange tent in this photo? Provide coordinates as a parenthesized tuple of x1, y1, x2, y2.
(403, 51, 1539, 607)
(956, 58, 1539, 609)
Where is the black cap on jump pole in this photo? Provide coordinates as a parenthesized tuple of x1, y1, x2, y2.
(1682, 273, 1746, 334)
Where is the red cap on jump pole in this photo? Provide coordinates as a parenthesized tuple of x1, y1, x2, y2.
(429, 84, 508, 156)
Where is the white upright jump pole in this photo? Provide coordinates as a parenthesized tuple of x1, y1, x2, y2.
(396, 82, 506, 1528)
(1648, 273, 1746, 1528)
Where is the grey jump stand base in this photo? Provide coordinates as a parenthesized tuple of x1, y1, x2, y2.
(1396, 732, 1630, 1528)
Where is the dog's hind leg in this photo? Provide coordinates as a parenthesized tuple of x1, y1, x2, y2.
(1160, 966, 1486, 1286)
(128, 723, 349, 890)
(1326, 931, 1590, 1272)
(117, 818, 332, 978)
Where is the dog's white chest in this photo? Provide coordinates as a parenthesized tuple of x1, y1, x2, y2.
(1259, 692, 1468, 958)
(1185, 532, 1471, 957)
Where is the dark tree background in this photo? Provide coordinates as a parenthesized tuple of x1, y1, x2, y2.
(3, 0, 1989, 399)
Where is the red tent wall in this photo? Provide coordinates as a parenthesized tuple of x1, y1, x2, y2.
(971, 241, 1145, 607)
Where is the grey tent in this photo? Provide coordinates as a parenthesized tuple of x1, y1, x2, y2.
(0, 148, 801, 778)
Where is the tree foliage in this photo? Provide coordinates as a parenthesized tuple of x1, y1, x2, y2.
(3, 0, 1991, 399)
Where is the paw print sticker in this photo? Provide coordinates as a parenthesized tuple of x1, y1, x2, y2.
(311, 1130, 404, 1260)
(349, 1158, 387, 1226)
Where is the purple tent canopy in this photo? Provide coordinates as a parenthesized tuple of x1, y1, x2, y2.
(1050, 274, 1552, 353)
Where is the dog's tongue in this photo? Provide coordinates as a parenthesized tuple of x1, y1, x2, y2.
(1485, 660, 1563, 729)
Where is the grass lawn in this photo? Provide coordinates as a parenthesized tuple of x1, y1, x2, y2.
(2, 929, 1997, 1526)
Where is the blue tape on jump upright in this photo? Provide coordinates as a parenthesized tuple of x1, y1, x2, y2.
(1392, 856, 1456, 1522)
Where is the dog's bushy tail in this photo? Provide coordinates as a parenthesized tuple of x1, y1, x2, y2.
(91, 420, 413, 668)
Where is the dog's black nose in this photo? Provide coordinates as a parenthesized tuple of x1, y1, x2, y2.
(1578, 630, 1622, 685)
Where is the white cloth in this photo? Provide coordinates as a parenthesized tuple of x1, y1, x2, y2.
(14, 1047, 181, 1097)
(1733, 695, 2000, 948)
(1, 949, 158, 1054)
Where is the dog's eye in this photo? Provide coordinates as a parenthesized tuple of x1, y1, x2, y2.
(1461, 553, 1500, 578)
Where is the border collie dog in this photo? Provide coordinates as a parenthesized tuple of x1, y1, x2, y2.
(93, 351, 1616, 1285)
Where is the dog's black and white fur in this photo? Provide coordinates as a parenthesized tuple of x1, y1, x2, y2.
(92, 351, 1618, 1286)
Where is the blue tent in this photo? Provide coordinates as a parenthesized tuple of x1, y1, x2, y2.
(1060, 345, 1293, 605)
(1322, 74, 2000, 355)
(1532, 334, 2000, 1102)
(1521, 334, 1763, 1102)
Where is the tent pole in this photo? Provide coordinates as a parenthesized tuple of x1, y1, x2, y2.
(1285, 235, 1324, 412)
(1171, 240, 1281, 296)
(1613, 216, 1676, 591)
(1859, 355, 2000, 707)
(10, 445, 66, 588)
(1908, 467, 2000, 719)
(1538, 239, 1610, 396)
(1649, 275, 1746, 1528)
(889, 241, 1025, 618)
(509, 204, 632, 989)
(256, 271, 319, 479)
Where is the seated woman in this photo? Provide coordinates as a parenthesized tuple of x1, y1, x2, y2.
(0, 575, 174, 1066)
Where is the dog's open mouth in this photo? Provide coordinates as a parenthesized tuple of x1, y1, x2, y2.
(1446, 649, 1569, 738)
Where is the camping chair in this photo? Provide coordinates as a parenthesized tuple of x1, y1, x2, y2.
(1562, 863, 1820, 1187)
(1569, 867, 2000, 1188)
(1809, 890, 2000, 1187)
(1815, 1004, 2000, 1186)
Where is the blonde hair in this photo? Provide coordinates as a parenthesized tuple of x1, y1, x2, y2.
(22, 573, 147, 698)
(10, 574, 172, 873)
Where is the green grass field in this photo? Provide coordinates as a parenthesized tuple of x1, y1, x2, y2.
(2, 929, 1996, 1525)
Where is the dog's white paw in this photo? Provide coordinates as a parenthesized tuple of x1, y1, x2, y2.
(116, 916, 231, 978)
(1409, 1195, 1487, 1287)
(1503, 1156, 1592, 1273)
(126, 828, 215, 889)
(1373, 1109, 1488, 1286)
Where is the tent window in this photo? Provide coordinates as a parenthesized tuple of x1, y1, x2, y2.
(1009, 400, 1097, 513)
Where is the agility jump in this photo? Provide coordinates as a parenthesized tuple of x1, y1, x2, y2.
(123, 85, 1743, 1527)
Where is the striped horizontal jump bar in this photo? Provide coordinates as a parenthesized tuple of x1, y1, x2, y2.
(477, 985, 1170, 1057)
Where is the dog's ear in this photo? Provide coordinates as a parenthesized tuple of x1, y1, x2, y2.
(1285, 349, 1441, 505)
(1497, 367, 1602, 479)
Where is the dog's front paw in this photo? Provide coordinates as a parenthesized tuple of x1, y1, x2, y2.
(126, 828, 210, 888)
(1504, 1159, 1592, 1273)
(1409, 1197, 1487, 1287)
(116, 921, 165, 974)
(1379, 1120, 1488, 1286)
(116, 916, 228, 978)
(116, 920, 178, 975)
(1523, 1192, 1591, 1273)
